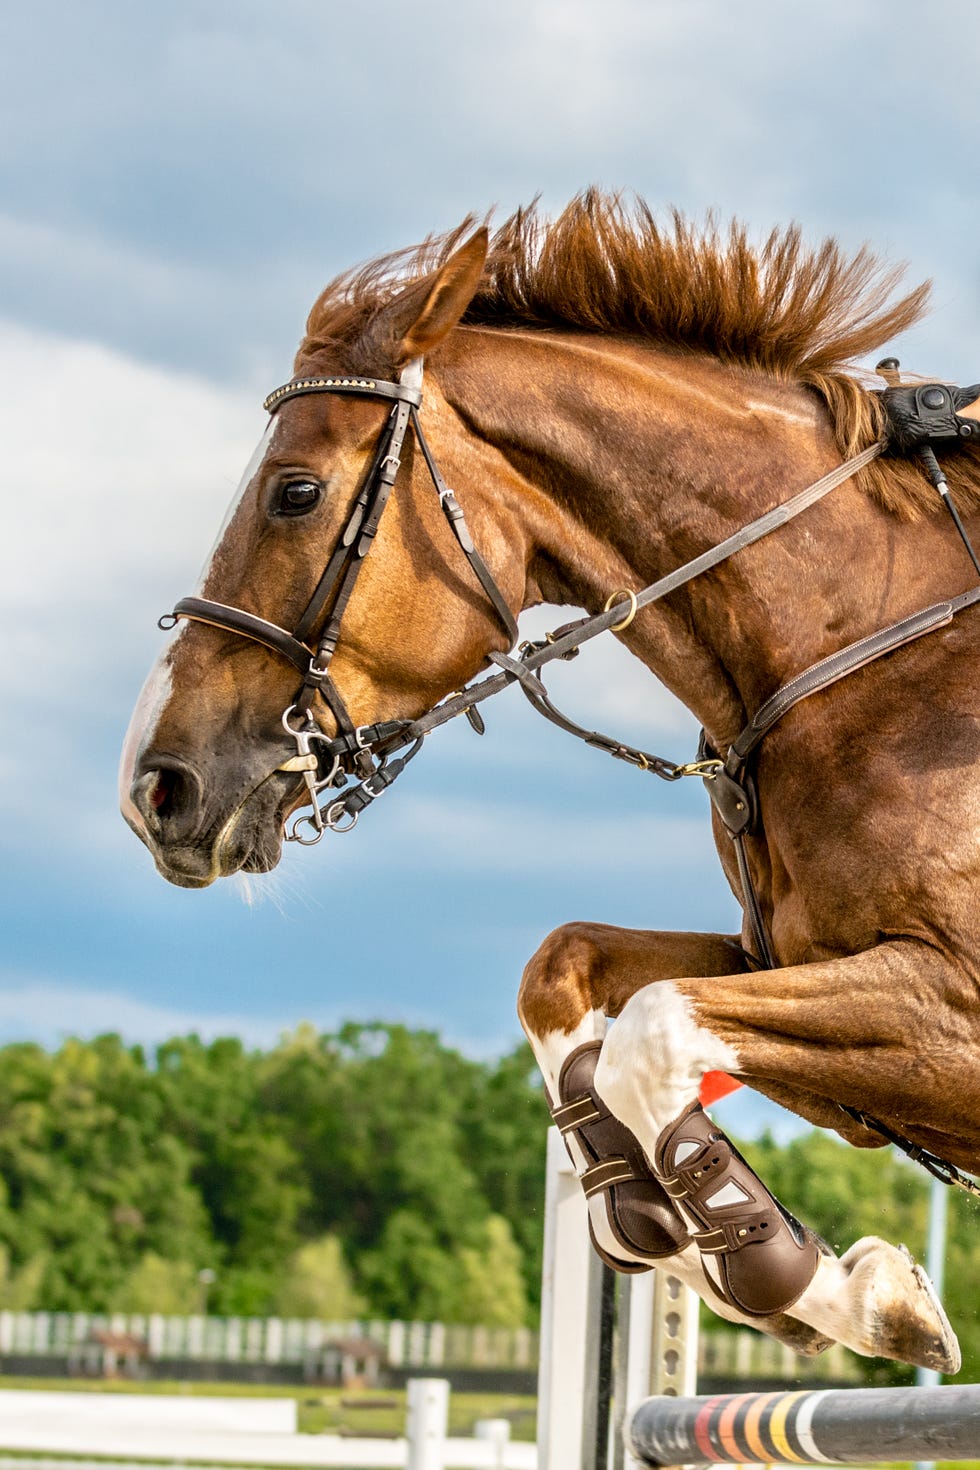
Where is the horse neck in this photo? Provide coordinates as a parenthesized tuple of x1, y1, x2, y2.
(437, 327, 964, 745)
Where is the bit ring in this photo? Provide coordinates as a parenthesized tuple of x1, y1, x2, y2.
(604, 588, 638, 631)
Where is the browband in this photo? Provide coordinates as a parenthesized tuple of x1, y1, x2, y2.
(263, 375, 423, 414)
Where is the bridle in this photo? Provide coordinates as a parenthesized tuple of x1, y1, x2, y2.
(161, 359, 980, 860)
(161, 358, 893, 841)
(160, 356, 980, 1196)
(161, 359, 519, 842)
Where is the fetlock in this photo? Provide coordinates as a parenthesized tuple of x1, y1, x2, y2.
(654, 1100, 820, 1317)
(551, 1042, 690, 1269)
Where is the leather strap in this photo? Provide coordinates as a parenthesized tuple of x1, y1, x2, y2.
(713, 581, 980, 970)
(170, 598, 313, 673)
(728, 587, 980, 772)
(581, 1158, 638, 1197)
(552, 1095, 603, 1131)
(410, 407, 519, 645)
(262, 375, 422, 412)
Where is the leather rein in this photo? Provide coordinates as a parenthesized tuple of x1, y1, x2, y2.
(161, 359, 980, 1194)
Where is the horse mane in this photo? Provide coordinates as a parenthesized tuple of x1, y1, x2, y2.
(300, 191, 980, 519)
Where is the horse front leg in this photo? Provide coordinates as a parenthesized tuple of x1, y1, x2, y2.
(519, 922, 834, 1355)
(594, 939, 961, 1373)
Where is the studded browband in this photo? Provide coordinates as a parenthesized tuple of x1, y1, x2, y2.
(262, 375, 423, 412)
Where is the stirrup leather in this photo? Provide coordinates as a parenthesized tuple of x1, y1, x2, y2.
(552, 1042, 690, 1271)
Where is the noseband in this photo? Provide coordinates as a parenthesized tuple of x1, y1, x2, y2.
(161, 360, 519, 842)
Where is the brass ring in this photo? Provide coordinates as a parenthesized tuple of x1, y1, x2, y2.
(604, 588, 638, 631)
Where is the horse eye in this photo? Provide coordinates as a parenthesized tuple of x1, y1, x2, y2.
(277, 480, 321, 516)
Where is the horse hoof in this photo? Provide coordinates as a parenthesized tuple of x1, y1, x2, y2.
(847, 1238, 960, 1373)
(892, 1252, 961, 1374)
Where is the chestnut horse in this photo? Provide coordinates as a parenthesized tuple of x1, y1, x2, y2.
(121, 196, 980, 1372)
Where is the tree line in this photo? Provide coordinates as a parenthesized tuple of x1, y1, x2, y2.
(0, 1023, 548, 1327)
(0, 1024, 977, 1381)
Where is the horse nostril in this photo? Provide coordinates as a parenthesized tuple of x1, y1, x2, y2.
(131, 762, 203, 842)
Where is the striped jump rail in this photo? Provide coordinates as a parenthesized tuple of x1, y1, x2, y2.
(627, 1383, 980, 1465)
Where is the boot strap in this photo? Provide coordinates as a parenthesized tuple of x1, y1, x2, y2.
(693, 1211, 777, 1254)
(580, 1156, 640, 1198)
(551, 1094, 603, 1132)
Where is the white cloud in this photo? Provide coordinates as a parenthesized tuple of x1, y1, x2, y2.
(0, 320, 260, 832)
(0, 971, 313, 1051)
(1, 319, 256, 619)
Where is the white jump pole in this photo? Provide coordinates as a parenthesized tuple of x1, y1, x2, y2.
(537, 1125, 699, 1470)
(537, 1126, 597, 1470)
(406, 1376, 450, 1470)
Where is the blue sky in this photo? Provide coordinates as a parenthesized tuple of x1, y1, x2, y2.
(3, 0, 979, 1137)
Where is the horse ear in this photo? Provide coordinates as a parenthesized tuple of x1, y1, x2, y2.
(389, 228, 489, 364)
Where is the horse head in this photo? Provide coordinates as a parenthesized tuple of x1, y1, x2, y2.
(120, 228, 524, 887)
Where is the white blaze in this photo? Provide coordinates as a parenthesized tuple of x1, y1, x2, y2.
(118, 416, 280, 829)
(118, 633, 181, 834)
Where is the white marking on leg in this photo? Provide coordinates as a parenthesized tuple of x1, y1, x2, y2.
(529, 1010, 606, 1100)
(787, 1237, 958, 1369)
(593, 981, 739, 1148)
(527, 1012, 628, 1258)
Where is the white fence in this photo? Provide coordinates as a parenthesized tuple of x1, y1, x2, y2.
(0, 1312, 538, 1371)
(0, 1307, 856, 1380)
(0, 1381, 536, 1469)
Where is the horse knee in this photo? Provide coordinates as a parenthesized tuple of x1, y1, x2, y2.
(518, 922, 605, 1037)
(594, 982, 738, 1138)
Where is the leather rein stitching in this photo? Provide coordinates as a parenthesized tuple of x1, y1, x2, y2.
(161, 360, 980, 1196)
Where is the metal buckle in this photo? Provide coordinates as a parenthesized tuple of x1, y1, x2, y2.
(604, 588, 638, 632)
(673, 758, 724, 780)
(325, 798, 358, 833)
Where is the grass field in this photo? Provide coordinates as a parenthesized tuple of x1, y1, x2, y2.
(0, 1374, 537, 1440)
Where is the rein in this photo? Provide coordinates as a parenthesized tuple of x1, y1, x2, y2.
(160, 357, 980, 1196)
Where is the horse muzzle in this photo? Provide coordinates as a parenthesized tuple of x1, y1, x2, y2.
(124, 751, 299, 887)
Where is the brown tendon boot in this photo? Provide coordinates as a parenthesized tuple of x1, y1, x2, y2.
(551, 1042, 690, 1272)
(653, 1100, 821, 1318)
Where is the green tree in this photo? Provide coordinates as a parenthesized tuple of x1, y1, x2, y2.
(357, 1208, 465, 1322)
(274, 1234, 365, 1320)
(0, 1024, 551, 1325)
(113, 1252, 200, 1314)
(0, 1244, 47, 1309)
(453, 1214, 529, 1327)
(0, 1036, 212, 1309)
